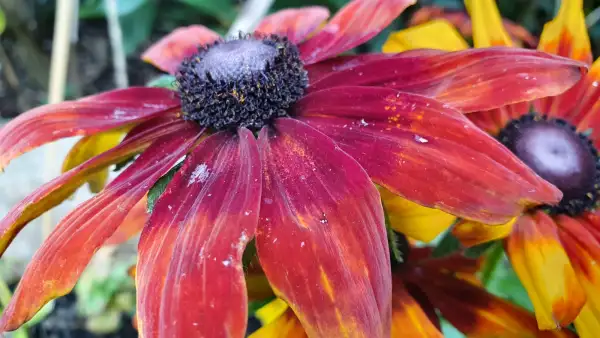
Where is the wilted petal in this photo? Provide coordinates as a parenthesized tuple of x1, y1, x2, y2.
(299, 0, 415, 64)
(255, 7, 330, 44)
(380, 187, 456, 242)
(142, 25, 220, 74)
(136, 128, 261, 337)
(452, 217, 516, 248)
(104, 196, 148, 246)
(0, 87, 180, 170)
(0, 129, 200, 331)
(62, 128, 127, 193)
(296, 87, 560, 224)
(411, 268, 577, 338)
(391, 278, 443, 337)
(309, 48, 586, 113)
(382, 19, 468, 53)
(0, 118, 195, 257)
(464, 0, 513, 47)
(506, 211, 586, 330)
(257, 118, 391, 337)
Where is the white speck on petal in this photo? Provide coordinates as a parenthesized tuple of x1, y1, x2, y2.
(300, 242, 305, 247)
(188, 163, 210, 186)
(264, 198, 273, 205)
(414, 135, 428, 143)
(113, 109, 127, 118)
(359, 119, 369, 126)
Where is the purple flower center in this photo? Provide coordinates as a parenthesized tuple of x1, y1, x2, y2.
(175, 34, 308, 131)
(498, 114, 600, 215)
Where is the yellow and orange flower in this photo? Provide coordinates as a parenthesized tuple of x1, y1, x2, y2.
(384, 0, 600, 334)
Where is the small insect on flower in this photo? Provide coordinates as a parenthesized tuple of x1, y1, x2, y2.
(384, 0, 600, 335)
(0, 0, 590, 337)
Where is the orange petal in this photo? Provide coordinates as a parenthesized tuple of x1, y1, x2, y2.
(391, 278, 443, 337)
(467, 102, 530, 136)
(382, 19, 468, 53)
(464, 0, 513, 47)
(104, 196, 148, 246)
(413, 269, 577, 338)
(141, 25, 220, 74)
(380, 187, 456, 242)
(452, 217, 516, 248)
(62, 129, 127, 193)
(506, 211, 585, 330)
(255, 7, 330, 44)
(0, 129, 200, 331)
(538, 0, 592, 64)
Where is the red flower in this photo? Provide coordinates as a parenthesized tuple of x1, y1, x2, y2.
(0, 0, 587, 336)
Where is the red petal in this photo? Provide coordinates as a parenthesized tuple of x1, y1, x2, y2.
(256, 118, 391, 337)
(296, 86, 561, 224)
(298, 0, 415, 65)
(308, 48, 587, 113)
(0, 129, 200, 331)
(467, 102, 530, 136)
(0, 87, 180, 170)
(104, 196, 148, 246)
(0, 118, 195, 257)
(306, 54, 395, 85)
(255, 7, 330, 44)
(136, 128, 261, 337)
(141, 25, 220, 74)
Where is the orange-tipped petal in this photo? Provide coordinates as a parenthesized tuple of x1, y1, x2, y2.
(506, 211, 586, 330)
(62, 129, 127, 193)
(413, 269, 577, 338)
(538, 0, 592, 64)
(464, 0, 513, 47)
(250, 307, 308, 338)
(141, 25, 220, 74)
(391, 278, 443, 337)
(136, 129, 261, 337)
(380, 187, 456, 242)
(0, 128, 200, 331)
(299, 0, 416, 65)
(255, 7, 330, 44)
(0, 117, 194, 257)
(309, 48, 587, 113)
(297, 87, 560, 224)
(382, 19, 468, 53)
(452, 217, 516, 248)
(466, 102, 530, 136)
(257, 118, 391, 337)
(0, 87, 179, 171)
(104, 196, 148, 246)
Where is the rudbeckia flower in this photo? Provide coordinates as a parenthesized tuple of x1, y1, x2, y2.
(0, 0, 588, 336)
(248, 246, 575, 338)
(384, 0, 600, 334)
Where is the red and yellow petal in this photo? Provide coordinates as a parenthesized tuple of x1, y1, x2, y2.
(466, 102, 530, 137)
(309, 48, 586, 113)
(255, 7, 330, 44)
(538, 0, 592, 64)
(380, 187, 456, 242)
(0, 117, 195, 257)
(141, 25, 220, 74)
(104, 196, 148, 246)
(257, 118, 391, 337)
(464, 0, 512, 48)
(296, 87, 560, 224)
(506, 211, 586, 330)
(0, 87, 180, 170)
(452, 217, 516, 248)
(382, 19, 468, 53)
(410, 269, 577, 338)
(299, 0, 416, 65)
(136, 128, 261, 337)
(391, 278, 443, 337)
(571, 60, 600, 142)
(0, 129, 200, 331)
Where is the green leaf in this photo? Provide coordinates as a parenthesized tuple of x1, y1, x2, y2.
(432, 226, 461, 257)
(147, 162, 184, 213)
(147, 75, 178, 90)
(120, 1, 158, 55)
(179, 0, 237, 24)
(79, 0, 148, 19)
(0, 6, 6, 35)
(486, 253, 534, 312)
(248, 298, 276, 315)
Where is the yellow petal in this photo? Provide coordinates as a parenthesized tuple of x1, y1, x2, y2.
(452, 217, 516, 247)
(506, 211, 585, 330)
(464, 0, 512, 47)
(255, 298, 290, 327)
(382, 19, 468, 53)
(62, 129, 126, 193)
(538, 0, 592, 64)
(380, 187, 456, 243)
(574, 304, 600, 338)
(250, 301, 308, 338)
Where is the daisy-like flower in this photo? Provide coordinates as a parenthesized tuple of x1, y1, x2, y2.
(384, 0, 600, 334)
(0, 0, 588, 336)
(248, 246, 575, 338)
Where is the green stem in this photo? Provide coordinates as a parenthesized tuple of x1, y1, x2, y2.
(0, 277, 29, 338)
(481, 242, 504, 286)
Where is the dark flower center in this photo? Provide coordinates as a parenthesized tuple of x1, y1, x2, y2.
(498, 114, 600, 216)
(176, 34, 308, 131)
